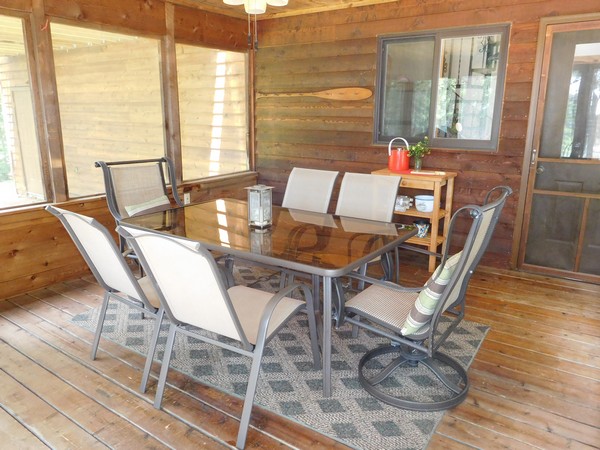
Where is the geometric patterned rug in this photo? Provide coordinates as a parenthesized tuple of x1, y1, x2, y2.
(72, 266, 488, 450)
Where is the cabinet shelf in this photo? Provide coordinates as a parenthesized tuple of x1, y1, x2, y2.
(394, 208, 448, 219)
(372, 168, 457, 272)
(406, 234, 445, 247)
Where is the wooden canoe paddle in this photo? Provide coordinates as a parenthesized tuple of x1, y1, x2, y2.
(256, 87, 372, 101)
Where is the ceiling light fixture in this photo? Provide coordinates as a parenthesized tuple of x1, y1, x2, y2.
(223, 0, 287, 49)
(223, 0, 288, 15)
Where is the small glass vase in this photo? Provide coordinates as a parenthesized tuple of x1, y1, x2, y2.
(413, 156, 423, 171)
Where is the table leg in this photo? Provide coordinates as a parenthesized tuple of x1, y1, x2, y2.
(322, 275, 332, 397)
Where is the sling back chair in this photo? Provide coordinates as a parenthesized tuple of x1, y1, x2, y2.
(334, 172, 402, 283)
(117, 224, 321, 450)
(282, 167, 339, 213)
(95, 157, 183, 258)
(45, 206, 164, 394)
(279, 167, 339, 290)
(334, 186, 511, 411)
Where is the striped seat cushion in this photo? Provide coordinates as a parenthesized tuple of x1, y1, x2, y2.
(400, 251, 463, 336)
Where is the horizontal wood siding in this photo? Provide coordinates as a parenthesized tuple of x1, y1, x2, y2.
(0, 172, 256, 300)
(254, 0, 599, 268)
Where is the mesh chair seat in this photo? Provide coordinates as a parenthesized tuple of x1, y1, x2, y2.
(345, 285, 429, 339)
(228, 285, 305, 345)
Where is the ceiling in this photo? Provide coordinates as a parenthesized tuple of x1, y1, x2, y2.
(176, 0, 398, 20)
(0, 1, 397, 56)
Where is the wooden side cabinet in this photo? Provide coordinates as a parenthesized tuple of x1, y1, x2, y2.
(372, 168, 457, 272)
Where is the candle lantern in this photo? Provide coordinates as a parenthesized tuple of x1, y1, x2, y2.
(246, 184, 273, 229)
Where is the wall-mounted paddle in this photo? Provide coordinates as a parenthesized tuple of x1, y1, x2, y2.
(256, 87, 372, 101)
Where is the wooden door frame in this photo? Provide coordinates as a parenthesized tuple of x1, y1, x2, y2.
(512, 12, 600, 277)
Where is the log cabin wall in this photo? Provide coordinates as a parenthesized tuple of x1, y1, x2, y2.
(253, 0, 599, 269)
(0, 0, 255, 300)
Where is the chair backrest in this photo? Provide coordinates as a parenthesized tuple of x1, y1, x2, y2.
(282, 167, 339, 213)
(117, 225, 249, 347)
(95, 157, 182, 221)
(435, 186, 512, 323)
(335, 172, 401, 222)
(45, 206, 154, 309)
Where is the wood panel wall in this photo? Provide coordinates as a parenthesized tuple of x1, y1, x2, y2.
(253, 0, 600, 268)
(0, 0, 254, 299)
(0, 172, 256, 300)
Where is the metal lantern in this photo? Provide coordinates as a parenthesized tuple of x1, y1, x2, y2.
(246, 184, 273, 229)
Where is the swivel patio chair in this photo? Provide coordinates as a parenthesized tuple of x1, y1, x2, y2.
(117, 224, 321, 450)
(45, 206, 164, 394)
(334, 186, 511, 411)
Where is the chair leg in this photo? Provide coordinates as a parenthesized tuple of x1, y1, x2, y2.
(312, 274, 321, 311)
(380, 252, 394, 281)
(140, 307, 165, 394)
(153, 323, 177, 409)
(301, 286, 321, 370)
(91, 292, 111, 360)
(223, 255, 235, 288)
(279, 271, 288, 290)
(236, 340, 267, 449)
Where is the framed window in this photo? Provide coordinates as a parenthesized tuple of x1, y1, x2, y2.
(0, 14, 45, 209)
(176, 44, 249, 181)
(0, 18, 251, 210)
(52, 23, 165, 198)
(374, 25, 509, 150)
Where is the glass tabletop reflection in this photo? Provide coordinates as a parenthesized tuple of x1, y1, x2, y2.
(123, 198, 415, 277)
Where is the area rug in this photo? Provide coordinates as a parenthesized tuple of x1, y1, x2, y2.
(72, 266, 489, 450)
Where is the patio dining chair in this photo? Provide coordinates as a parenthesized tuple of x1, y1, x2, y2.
(117, 224, 321, 450)
(334, 172, 402, 282)
(334, 186, 511, 411)
(45, 206, 164, 394)
(279, 167, 339, 290)
(95, 157, 183, 259)
(282, 167, 339, 213)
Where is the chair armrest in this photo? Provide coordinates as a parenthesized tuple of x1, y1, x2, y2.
(397, 244, 441, 259)
(344, 271, 422, 293)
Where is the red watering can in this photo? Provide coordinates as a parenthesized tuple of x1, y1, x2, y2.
(388, 137, 410, 172)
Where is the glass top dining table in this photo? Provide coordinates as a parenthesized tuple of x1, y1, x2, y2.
(122, 198, 417, 397)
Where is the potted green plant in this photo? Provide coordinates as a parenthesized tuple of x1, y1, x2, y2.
(408, 136, 430, 171)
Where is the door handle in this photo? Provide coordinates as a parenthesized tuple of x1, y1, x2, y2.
(536, 164, 545, 175)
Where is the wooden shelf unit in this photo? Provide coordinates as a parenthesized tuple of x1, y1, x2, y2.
(372, 168, 457, 272)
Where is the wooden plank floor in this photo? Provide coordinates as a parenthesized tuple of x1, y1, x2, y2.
(0, 262, 599, 449)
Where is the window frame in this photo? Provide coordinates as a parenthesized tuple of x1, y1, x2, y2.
(0, 9, 254, 212)
(174, 41, 251, 183)
(0, 12, 52, 209)
(374, 24, 510, 151)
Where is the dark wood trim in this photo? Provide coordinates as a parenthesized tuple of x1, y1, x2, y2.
(162, 2, 183, 184)
(31, 0, 68, 202)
